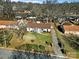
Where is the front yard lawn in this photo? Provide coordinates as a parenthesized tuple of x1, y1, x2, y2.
(10, 32, 53, 53)
(0, 30, 53, 53)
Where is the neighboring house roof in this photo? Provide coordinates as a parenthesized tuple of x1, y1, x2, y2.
(0, 20, 17, 25)
(16, 10, 31, 14)
(27, 22, 51, 29)
(64, 25, 79, 32)
(0, 20, 51, 29)
(0, 20, 18, 29)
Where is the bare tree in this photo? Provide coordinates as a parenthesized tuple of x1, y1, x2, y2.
(3, 0, 15, 20)
(17, 19, 27, 39)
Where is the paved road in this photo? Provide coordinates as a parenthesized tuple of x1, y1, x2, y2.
(51, 23, 63, 57)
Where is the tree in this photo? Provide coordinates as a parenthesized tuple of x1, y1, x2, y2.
(17, 19, 27, 39)
(3, 0, 15, 20)
(0, 30, 12, 47)
(0, 0, 3, 5)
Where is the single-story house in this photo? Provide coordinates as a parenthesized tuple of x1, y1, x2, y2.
(64, 25, 79, 35)
(27, 22, 51, 33)
(0, 20, 51, 33)
(0, 20, 18, 29)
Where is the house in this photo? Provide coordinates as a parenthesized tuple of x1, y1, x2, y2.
(27, 22, 51, 33)
(0, 20, 18, 29)
(0, 20, 51, 33)
(17, 20, 51, 33)
(64, 25, 79, 35)
(15, 10, 31, 14)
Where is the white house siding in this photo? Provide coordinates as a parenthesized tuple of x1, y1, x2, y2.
(27, 28, 30, 31)
(0, 25, 18, 29)
(43, 29, 47, 32)
(27, 28, 35, 32)
(26, 27, 51, 33)
(43, 29, 51, 32)
(33, 28, 37, 32)
(27, 28, 43, 33)
(65, 31, 79, 35)
(36, 28, 43, 33)
(28, 28, 34, 32)
(48, 29, 51, 32)
(0, 25, 6, 28)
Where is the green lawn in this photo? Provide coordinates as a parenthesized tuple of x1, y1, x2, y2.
(76, 49, 79, 58)
(10, 31, 53, 53)
(16, 44, 45, 52)
(0, 29, 53, 53)
(53, 23, 78, 58)
(63, 34, 79, 59)
(31, 32, 52, 44)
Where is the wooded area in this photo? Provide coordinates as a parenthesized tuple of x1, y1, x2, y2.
(0, 0, 79, 20)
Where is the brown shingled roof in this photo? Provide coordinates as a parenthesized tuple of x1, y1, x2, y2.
(0, 20, 17, 25)
(64, 25, 79, 32)
(0, 20, 51, 29)
(27, 22, 51, 29)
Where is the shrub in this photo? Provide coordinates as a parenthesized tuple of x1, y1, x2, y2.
(16, 44, 45, 53)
